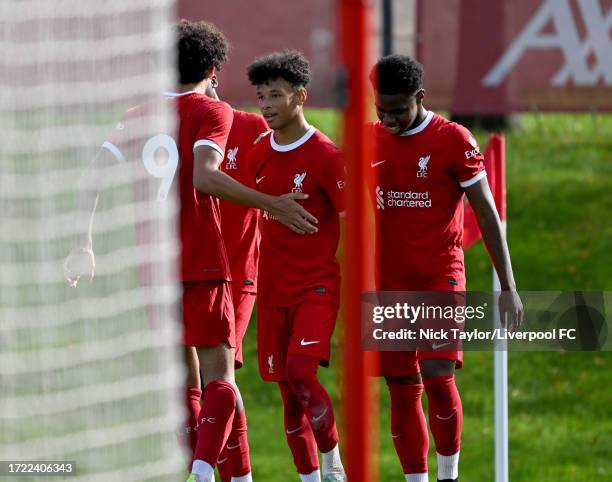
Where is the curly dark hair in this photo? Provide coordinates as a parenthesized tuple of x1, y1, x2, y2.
(370, 54, 423, 95)
(176, 20, 229, 84)
(247, 49, 311, 88)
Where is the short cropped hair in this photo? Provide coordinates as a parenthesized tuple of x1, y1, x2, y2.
(247, 49, 311, 88)
(370, 54, 423, 95)
(176, 20, 229, 84)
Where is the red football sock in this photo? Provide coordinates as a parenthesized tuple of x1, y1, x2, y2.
(285, 355, 339, 454)
(226, 409, 251, 477)
(387, 382, 429, 474)
(194, 380, 237, 467)
(423, 375, 462, 456)
(184, 387, 202, 458)
(216, 446, 231, 482)
(278, 381, 319, 475)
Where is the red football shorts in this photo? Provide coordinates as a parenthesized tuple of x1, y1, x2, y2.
(233, 289, 256, 369)
(378, 278, 465, 377)
(182, 280, 235, 348)
(257, 300, 339, 382)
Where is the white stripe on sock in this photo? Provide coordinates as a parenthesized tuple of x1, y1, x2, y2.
(322, 443, 344, 475)
(192, 459, 214, 482)
(231, 474, 253, 482)
(405, 473, 428, 482)
(299, 469, 321, 482)
(437, 451, 460, 480)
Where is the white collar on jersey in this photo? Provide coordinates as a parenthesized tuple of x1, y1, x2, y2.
(400, 110, 434, 136)
(163, 90, 197, 97)
(271, 125, 316, 152)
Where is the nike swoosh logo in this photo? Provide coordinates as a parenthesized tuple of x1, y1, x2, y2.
(371, 160, 387, 168)
(256, 176, 266, 184)
(431, 342, 452, 350)
(226, 443, 240, 450)
(300, 339, 320, 346)
(312, 408, 328, 422)
(391, 434, 401, 439)
(217, 457, 228, 464)
(286, 426, 302, 435)
(436, 412, 456, 421)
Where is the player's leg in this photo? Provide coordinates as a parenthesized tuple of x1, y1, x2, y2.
(211, 379, 252, 482)
(285, 301, 345, 481)
(285, 355, 343, 478)
(419, 357, 462, 482)
(216, 290, 256, 481)
(233, 290, 256, 370)
(257, 304, 320, 481)
(380, 352, 429, 482)
(216, 446, 231, 482)
(278, 380, 321, 481)
(212, 396, 252, 482)
(183, 346, 202, 458)
(220, 396, 251, 481)
(193, 343, 239, 481)
(183, 281, 245, 482)
(216, 414, 252, 482)
(418, 285, 465, 482)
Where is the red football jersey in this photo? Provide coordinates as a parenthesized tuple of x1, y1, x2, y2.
(102, 91, 234, 282)
(219, 110, 269, 293)
(371, 111, 486, 290)
(249, 127, 345, 306)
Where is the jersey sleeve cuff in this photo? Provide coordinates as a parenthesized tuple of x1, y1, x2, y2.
(101, 141, 126, 163)
(194, 139, 224, 157)
(459, 170, 486, 188)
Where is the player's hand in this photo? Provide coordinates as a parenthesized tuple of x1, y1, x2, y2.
(64, 247, 95, 288)
(269, 193, 319, 235)
(498, 289, 523, 333)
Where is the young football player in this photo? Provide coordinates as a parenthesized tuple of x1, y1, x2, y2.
(369, 54, 523, 482)
(245, 50, 347, 482)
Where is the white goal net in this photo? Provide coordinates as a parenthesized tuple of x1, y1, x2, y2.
(0, 1, 184, 480)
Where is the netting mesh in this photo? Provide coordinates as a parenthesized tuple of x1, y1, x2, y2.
(0, 1, 184, 480)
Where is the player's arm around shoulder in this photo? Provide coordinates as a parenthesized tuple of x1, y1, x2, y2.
(193, 106, 265, 194)
(193, 113, 318, 235)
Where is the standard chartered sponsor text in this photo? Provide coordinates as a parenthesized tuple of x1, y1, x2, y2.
(386, 190, 432, 208)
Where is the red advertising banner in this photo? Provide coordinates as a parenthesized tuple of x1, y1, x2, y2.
(417, 0, 612, 113)
(178, 0, 339, 107)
